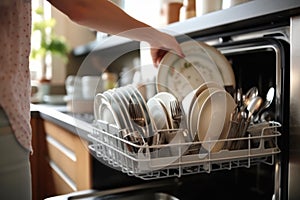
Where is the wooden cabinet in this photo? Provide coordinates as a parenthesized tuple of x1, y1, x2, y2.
(30, 115, 92, 200)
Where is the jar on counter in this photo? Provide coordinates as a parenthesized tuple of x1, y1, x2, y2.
(161, 1, 183, 25)
(196, 0, 222, 16)
(179, 0, 196, 21)
(101, 72, 118, 91)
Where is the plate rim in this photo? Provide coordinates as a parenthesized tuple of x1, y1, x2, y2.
(156, 40, 236, 100)
(196, 89, 236, 152)
(153, 92, 178, 129)
(147, 97, 171, 130)
(189, 87, 221, 141)
(94, 93, 121, 127)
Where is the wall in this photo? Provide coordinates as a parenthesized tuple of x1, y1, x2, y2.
(51, 6, 96, 85)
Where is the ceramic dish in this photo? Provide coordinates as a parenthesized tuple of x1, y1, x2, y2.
(103, 90, 127, 129)
(131, 85, 157, 133)
(125, 85, 153, 138)
(157, 40, 225, 101)
(114, 88, 134, 128)
(94, 93, 121, 127)
(94, 93, 107, 120)
(197, 41, 236, 88)
(111, 89, 134, 131)
(117, 86, 148, 138)
(147, 97, 171, 130)
(189, 87, 221, 141)
(196, 89, 236, 152)
(182, 81, 224, 124)
(152, 92, 179, 129)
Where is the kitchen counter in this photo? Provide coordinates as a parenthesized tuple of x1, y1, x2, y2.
(31, 103, 94, 141)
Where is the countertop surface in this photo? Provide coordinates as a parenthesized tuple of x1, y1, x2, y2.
(31, 103, 95, 141)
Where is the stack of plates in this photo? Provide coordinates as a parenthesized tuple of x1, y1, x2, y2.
(94, 85, 155, 139)
(182, 82, 236, 152)
(147, 92, 180, 130)
(94, 85, 190, 150)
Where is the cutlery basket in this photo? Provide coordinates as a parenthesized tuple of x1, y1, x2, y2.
(88, 120, 281, 180)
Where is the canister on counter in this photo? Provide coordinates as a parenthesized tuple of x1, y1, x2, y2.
(196, 0, 222, 16)
(179, 0, 196, 21)
(161, 0, 183, 24)
(101, 72, 118, 91)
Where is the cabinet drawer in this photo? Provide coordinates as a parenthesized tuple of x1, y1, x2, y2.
(47, 135, 76, 183)
(49, 164, 75, 194)
(43, 120, 92, 191)
(44, 121, 77, 152)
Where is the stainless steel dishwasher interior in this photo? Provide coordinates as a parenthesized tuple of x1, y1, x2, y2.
(216, 36, 289, 200)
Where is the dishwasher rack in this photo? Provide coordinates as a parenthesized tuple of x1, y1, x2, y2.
(88, 120, 281, 180)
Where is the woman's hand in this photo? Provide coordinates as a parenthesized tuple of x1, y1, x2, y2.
(149, 32, 185, 67)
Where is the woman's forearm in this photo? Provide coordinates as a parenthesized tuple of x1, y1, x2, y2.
(47, 0, 159, 42)
(47, 0, 184, 64)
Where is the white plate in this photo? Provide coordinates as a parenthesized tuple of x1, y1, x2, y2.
(114, 87, 136, 131)
(117, 86, 148, 137)
(126, 85, 154, 138)
(111, 89, 134, 131)
(197, 89, 236, 152)
(153, 92, 179, 129)
(94, 93, 106, 120)
(197, 41, 236, 88)
(103, 90, 127, 129)
(147, 97, 170, 130)
(94, 93, 121, 127)
(182, 81, 224, 125)
(157, 40, 225, 101)
(189, 87, 221, 141)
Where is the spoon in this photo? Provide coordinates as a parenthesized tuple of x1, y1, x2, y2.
(241, 96, 263, 136)
(242, 86, 258, 110)
(254, 87, 275, 122)
(235, 96, 263, 149)
(236, 88, 243, 109)
(246, 96, 263, 121)
(246, 86, 259, 98)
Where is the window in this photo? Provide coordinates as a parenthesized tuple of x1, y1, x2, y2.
(30, 0, 52, 81)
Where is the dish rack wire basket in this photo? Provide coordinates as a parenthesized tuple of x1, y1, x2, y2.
(88, 120, 281, 180)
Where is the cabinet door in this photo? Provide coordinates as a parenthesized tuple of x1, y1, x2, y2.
(43, 120, 92, 194)
(30, 116, 43, 200)
(30, 116, 92, 199)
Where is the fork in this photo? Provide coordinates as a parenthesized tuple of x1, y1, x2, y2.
(129, 99, 146, 127)
(170, 100, 182, 128)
